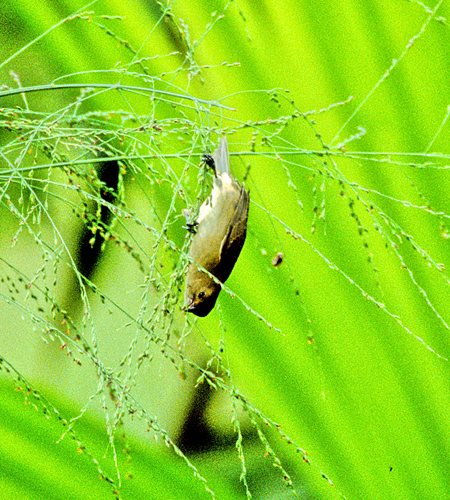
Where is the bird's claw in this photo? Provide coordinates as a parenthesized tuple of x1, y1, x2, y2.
(202, 154, 215, 169)
(182, 209, 198, 233)
(183, 222, 198, 233)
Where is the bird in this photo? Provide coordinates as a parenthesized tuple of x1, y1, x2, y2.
(183, 136, 249, 317)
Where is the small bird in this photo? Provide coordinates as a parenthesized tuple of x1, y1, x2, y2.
(183, 136, 249, 317)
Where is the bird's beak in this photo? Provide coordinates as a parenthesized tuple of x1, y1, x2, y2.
(182, 298, 195, 312)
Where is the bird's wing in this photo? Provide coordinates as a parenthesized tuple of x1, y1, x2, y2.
(217, 184, 250, 282)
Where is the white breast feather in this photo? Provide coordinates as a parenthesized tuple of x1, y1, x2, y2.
(196, 172, 234, 225)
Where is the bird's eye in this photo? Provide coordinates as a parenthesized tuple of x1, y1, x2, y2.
(198, 292, 205, 299)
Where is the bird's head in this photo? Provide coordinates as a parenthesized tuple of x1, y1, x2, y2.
(183, 275, 221, 317)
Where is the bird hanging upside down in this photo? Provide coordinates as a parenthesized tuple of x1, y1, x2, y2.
(183, 136, 250, 317)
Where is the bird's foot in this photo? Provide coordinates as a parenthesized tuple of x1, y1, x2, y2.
(182, 209, 198, 233)
(202, 154, 215, 169)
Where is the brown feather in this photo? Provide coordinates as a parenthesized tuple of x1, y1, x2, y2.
(216, 184, 249, 282)
(183, 137, 249, 317)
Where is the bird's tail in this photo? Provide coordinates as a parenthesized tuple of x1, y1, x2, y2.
(212, 136, 231, 176)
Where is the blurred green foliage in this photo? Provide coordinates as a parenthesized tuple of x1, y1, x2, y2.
(1, 0, 450, 499)
(0, 380, 243, 500)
